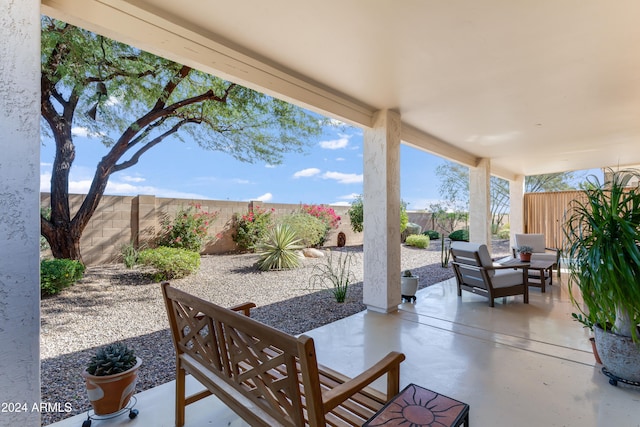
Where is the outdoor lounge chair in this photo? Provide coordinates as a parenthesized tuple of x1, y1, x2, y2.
(513, 233, 561, 271)
(450, 241, 529, 307)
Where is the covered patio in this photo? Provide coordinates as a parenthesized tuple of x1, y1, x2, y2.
(3, 1, 640, 426)
(48, 275, 640, 426)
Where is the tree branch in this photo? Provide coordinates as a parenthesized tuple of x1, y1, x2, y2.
(112, 118, 201, 172)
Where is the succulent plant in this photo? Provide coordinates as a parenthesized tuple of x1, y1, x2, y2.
(87, 343, 137, 376)
(518, 245, 534, 254)
(402, 269, 413, 277)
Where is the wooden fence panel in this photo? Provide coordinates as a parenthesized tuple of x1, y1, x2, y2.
(524, 190, 587, 250)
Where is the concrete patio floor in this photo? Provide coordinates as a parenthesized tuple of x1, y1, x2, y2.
(48, 274, 640, 427)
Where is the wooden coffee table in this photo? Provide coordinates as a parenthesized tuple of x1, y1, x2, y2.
(364, 383, 469, 427)
(497, 256, 555, 292)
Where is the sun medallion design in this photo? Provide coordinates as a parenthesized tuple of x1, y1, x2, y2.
(366, 384, 468, 427)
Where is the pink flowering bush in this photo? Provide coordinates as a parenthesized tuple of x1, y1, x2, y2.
(299, 204, 341, 246)
(233, 206, 274, 251)
(158, 203, 219, 252)
(301, 204, 341, 229)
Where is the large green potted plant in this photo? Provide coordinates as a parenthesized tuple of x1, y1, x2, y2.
(564, 169, 640, 383)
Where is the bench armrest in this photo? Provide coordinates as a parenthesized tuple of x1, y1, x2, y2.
(228, 302, 257, 316)
(322, 351, 405, 412)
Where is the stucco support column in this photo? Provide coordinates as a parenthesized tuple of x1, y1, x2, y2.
(363, 110, 401, 313)
(469, 158, 491, 249)
(509, 175, 525, 249)
(0, 2, 41, 426)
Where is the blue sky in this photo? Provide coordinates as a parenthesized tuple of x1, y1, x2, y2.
(40, 121, 450, 210)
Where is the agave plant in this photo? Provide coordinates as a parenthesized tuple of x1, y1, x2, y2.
(87, 342, 137, 376)
(256, 224, 304, 271)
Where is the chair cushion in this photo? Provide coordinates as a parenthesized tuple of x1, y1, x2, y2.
(450, 242, 493, 266)
(451, 241, 494, 277)
(515, 234, 546, 253)
(491, 269, 524, 288)
(531, 253, 556, 263)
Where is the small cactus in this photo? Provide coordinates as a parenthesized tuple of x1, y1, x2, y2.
(402, 269, 413, 277)
(87, 343, 137, 376)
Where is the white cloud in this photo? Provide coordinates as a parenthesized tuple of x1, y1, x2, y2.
(71, 127, 105, 138)
(232, 178, 251, 184)
(293, 168, 321, 178)
(338, 193, 360, 201)
(40, 171, 205, 199)
(121, 175, 146, 183)
(327, 118, 346, 127)
(322, 171, 363, 184)
(330, 201, 351, 206)
(254, 192, 273, 202)
(264, 164, 277, 168)
(335, 157, 346, 161)
(319, 137, 349, 150)
(71, 127, 91, 137)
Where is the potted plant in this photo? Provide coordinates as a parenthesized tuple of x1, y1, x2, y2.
(82, 342, 142, 415)
(564, 168, 640, 383)
(571, 312, 602, 364)
(401, 269, 418, 302)
(517, 245, 533, 262)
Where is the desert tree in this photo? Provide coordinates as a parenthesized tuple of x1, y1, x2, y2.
(40, 17, 323, 261)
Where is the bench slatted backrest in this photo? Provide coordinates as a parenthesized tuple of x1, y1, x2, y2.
(162, 284, 308, 426)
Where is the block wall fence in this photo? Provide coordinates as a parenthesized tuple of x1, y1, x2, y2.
(40, 193, 369, 265)
(43, 192, 574, 266)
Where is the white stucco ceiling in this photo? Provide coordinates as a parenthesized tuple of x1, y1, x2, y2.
(42, 0, 640, 179)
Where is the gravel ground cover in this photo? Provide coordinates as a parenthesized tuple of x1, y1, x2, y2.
(40, 239, 509, 425)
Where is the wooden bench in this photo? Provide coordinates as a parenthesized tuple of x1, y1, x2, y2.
(161, 282, 406, 427)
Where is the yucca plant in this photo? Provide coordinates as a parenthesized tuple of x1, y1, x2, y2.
(87, 343, 137, 376)
(564, 168, 640, 342)
(256, 224, 304, 271)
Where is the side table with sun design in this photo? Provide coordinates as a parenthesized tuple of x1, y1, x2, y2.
(364, 383, 470, 427)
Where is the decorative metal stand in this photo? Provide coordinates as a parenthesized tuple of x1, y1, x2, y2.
(81, 396, 138, 426)
(602, 367, 640, 388)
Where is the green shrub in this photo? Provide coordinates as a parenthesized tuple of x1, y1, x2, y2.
(405, 222, 422, 235)
(405, 234, 430, 249)
(233, 206, 274, 251)
(348, 195, 409, 233)
(496, 224, 510, 239)
(279, 212, 326, 247)
(256, 224, 304, 271)
(121, 242, 139, 268)
(300, 204, 341, 246)
(40, 259, 85, 296)
(138, 247, 200, 281)
(449, 229, 469, 241)
(422, 230, 440, 240)
(347, 195, 364, 233)
(158, 204, 218, 252)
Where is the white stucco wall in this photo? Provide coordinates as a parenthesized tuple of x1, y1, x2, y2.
(0, 1, 41, 426)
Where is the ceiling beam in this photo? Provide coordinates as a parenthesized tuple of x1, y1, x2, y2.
(42, 0, 375, 128)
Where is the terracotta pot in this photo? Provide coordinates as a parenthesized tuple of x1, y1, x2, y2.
(82, 357, 142, 415)
(589, 337, 602, 364)
(519, 253, 532, 262)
